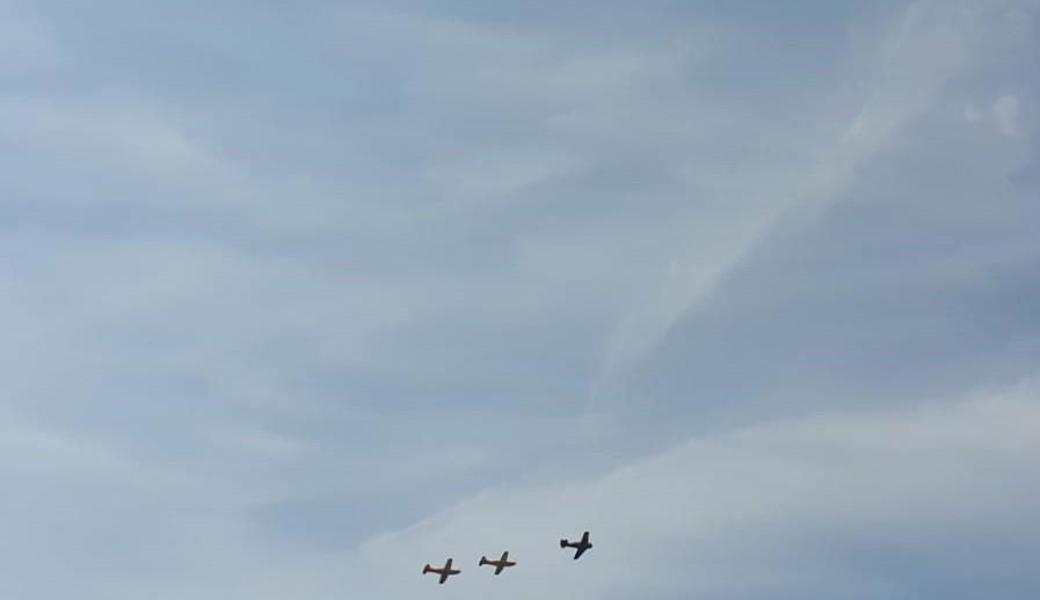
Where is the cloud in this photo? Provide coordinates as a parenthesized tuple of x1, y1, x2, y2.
(362, 378, 1040, 599)
(993, 94, 1022, 136)
(964, 94, 1026, 136)
(0, 0, 1036, 598)
(596, 0, 1039, 437)
(0, 98, 217, 174)
(601, 0, 1024, 380)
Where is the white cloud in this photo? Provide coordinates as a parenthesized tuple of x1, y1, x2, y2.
(0, 97, 220, 177)
(361, 378, 1040, 599)
(599, 0, 1007, 382)
(0, 0, 1036, 598)
(992, 94, 1022, 136)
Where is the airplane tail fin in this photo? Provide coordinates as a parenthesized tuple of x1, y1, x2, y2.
(423, 564, 431, 574)
(560, 539, 568, 548)
(479, 556, 488, 565)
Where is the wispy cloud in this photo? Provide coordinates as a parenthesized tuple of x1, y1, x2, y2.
(362, 378, 1040, 599)
(0, 0, 1036, 598)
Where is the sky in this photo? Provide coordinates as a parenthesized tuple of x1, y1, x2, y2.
(1, 0, 1038, 598)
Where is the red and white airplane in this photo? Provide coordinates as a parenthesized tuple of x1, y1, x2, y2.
(422, 558, 461, 584)
(478, 551, 516, 575)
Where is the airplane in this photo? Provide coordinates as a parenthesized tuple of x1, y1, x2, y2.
(422, 558, 461, 584)
(478, 550, 516, 575)
(560, 531, 592, 560)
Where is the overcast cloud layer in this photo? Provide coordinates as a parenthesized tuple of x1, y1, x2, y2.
(1, 1, 1038, 598)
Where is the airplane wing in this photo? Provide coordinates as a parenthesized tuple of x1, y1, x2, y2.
(440, 559, 456, 583)
(581, 531, 590, 544)
(495, 564, 505, 575)
(573, 546, 588, 560)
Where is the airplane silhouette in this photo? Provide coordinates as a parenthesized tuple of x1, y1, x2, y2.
(478, 550, 516, 575)
(422, 558, 461, 584)
(560, 531, 592, 560)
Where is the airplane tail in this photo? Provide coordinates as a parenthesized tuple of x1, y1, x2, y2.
(479, 556, 488, 565)
(422, 564, 431, 574)
(560, 539, 568, 548)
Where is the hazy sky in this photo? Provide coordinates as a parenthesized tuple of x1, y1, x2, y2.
(1, 0, 1038, 598)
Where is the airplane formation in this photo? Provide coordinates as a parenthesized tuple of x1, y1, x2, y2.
(422, 531, 592, 584)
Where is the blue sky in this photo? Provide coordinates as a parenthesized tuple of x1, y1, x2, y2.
(1, 0, 1038, 598)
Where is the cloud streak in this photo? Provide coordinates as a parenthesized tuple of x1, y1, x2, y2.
(0, 0, 1036, 598)
(363, 379, 1040, 600)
